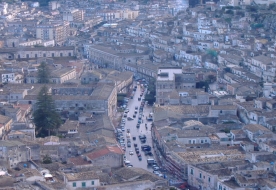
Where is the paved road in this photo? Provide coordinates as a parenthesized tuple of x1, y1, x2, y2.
(122, 83, 155, 172)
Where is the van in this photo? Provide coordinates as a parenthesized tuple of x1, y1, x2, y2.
(124, 160, 131, 164)
(147, 158, 155, 165)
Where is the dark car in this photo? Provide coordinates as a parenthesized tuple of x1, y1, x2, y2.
(139, 135, 146, 139)
(145, 151, 153, 156)
(141, 139, 146, 143)
(141, 145, 151, 150)
(133, 137, 136, 141)
(141, 145, 150, 148)
(136, 124, 140, 128)
(134, 143, 138, 147)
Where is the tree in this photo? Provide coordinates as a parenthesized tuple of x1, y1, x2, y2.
(43, 155, 52, 164)
(224, 67, 231, 73)
(145, 80, 156, 105)
(207, 49, 218, 58)
(225, 10, 234, 15)
(33, 86, 62, 137)
(37, 62, 50, 84)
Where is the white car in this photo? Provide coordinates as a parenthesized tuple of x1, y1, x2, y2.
(153, 171, 159, 174)
(153, 166, 160, 170)
(129, 150, 134, 155)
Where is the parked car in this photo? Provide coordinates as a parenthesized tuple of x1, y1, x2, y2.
(133, 137, 136, 140)
(139, 135, 146, 139)
(141, 139, 146, 143)
(127, 142, 131, 147)
(153, 166, 160, 170)
(153, 171, 159, 174)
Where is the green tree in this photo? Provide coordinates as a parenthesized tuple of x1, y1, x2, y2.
(37, 62, 50, 84)
(42, 155, 52, 164)
(207, 49, 218, 58)
(145, 80, 156, 105)
(33, 86, 62, 137)
(225, 10, 234, 15)
(224, 67, 231, 73)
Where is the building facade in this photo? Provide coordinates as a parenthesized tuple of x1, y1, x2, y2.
(36, 22, 69, 45)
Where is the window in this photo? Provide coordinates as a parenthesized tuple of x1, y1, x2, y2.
(219, 185, 222, 190)
(82, 182, 86, 187)
(73, 182, 76, 187)
(208, 177, 211, 182)
(60, 53, 63, 57)
(43, 53, 46, 57)
(190, 168, 193, 175)
(91, 181, 94, 185)
(201, 140, 203, 143)
(69, 53, 72, 56)
(199, 173, 202, 178)
(52, 53, 54, 57)
(220, 110, 222, 114)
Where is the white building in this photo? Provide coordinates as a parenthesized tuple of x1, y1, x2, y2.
(1, 72, 23, 83)
(64, 171, 100, 190)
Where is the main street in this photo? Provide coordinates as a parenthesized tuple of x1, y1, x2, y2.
(122, 82, 155, 172)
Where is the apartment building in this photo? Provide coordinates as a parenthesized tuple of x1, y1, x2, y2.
(156, 67, 197, 105)
(99, 9, 139, 21)
(0, 140, 29, 169)
(36, 22, 69, 45)
(48, 1, 60, 10)
(63, 9, 84, 22)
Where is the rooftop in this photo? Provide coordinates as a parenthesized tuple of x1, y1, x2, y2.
(85, 145, 123, 160)
(65, 171, 99, 181)
(157, 67, 182, 81)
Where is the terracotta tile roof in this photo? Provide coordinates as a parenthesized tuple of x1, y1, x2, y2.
(68, 156, 90, 166)
(85, 145, 123, 160)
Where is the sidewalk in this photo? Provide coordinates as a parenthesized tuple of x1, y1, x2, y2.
(112, 111, 122, 128)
